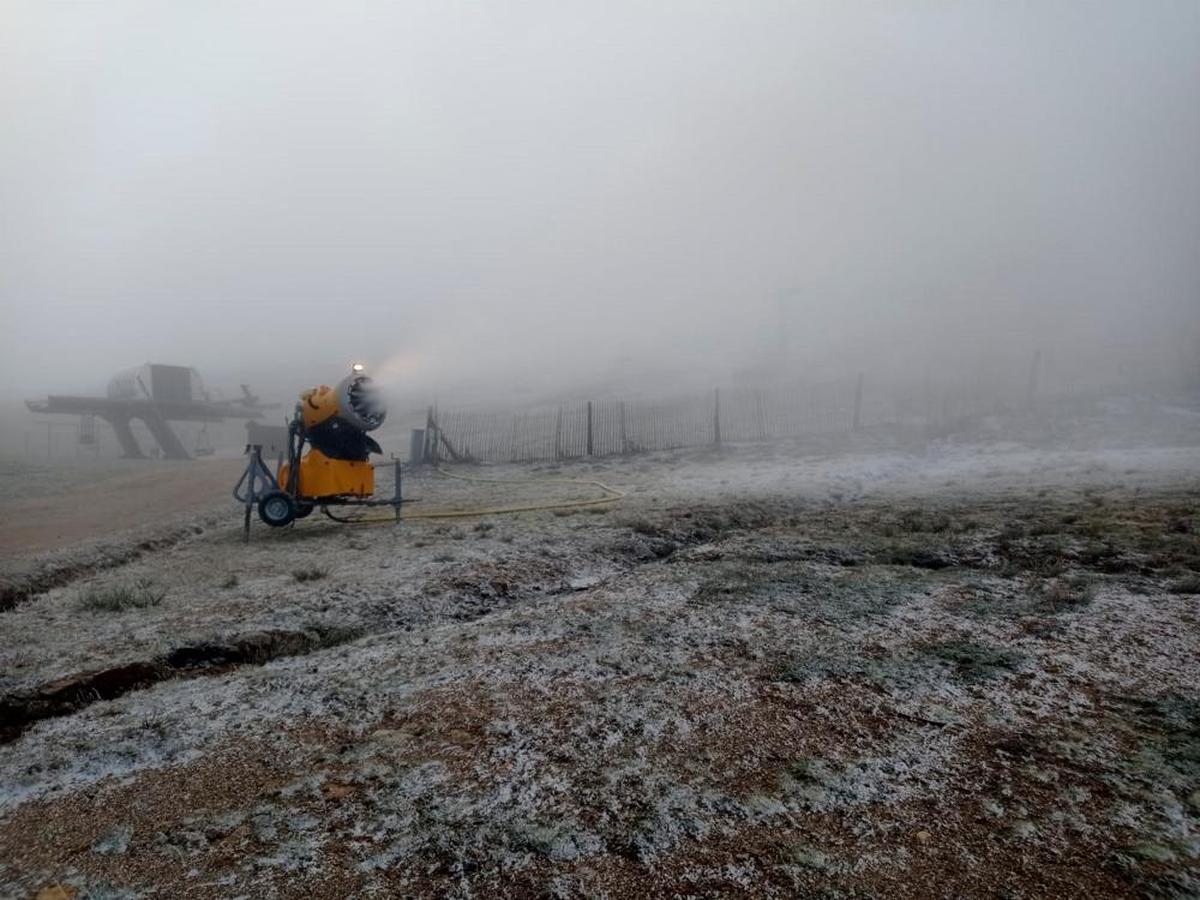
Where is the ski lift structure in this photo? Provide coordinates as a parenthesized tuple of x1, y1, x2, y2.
(194, 422, 215, 457)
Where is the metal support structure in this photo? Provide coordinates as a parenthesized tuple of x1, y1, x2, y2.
(393, 457, 402, 525)
(107, 416, 145, 458)
(140, 410, 191, 459)
(234, 444, 410, 538)
(232, 445, 282, 542)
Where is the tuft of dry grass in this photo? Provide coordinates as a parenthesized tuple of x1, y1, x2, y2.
(292, 566, 330, 583)
(77, 579, 166, 612)
(1041, 575, 1096, 609)
(922, 638, 1023, 680)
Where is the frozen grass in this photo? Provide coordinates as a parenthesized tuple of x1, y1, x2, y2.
(1168, 574, 1200, 594)
(919, 637, 1024, 680)
(75, 579, 165, 612)
(1039, 574, 1097, 609)
(2, 429, 1199, 898)
(291, 566, 329, 583)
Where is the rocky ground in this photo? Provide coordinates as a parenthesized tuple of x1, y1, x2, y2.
(1, 402, 1199, 898)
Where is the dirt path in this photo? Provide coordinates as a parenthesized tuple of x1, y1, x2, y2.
(0, 459, 242, 558)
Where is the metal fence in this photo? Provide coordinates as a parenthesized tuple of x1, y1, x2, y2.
(419, 341, 1198, 465)
(427, 378, 891, 464)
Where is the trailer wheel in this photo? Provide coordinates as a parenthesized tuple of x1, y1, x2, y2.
(294, 503, 314, 519)
(258, 490, 297, 527)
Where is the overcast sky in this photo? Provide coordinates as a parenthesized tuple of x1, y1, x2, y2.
(2, 1, 1197, 403)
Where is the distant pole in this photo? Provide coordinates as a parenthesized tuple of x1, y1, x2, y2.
(554, 407, 563, 460)
(619, 401, 628, 455)
(755, 390, 766, 441)
(585, 401, 594, 456)
(424, 406, 434, 464)
(1026, 348, 1042, 410)
(393, 457, 402, 525)
(713, 389, 722, 446)
(852, 373, 864, 431)
(409, 429, 426, 466)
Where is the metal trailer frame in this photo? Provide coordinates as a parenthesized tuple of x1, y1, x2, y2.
(232, 414, 407, 541)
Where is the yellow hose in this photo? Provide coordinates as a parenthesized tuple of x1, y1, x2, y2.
(333, 464, 625, 525)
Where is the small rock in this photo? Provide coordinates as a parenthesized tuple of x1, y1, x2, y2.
(910, 549, 952, 570)
(92, 825, 132, 856)
(36, 888, 77, 900)
(369, 728, 408, 745)
(1129, 841, 1176, 863)
(1010, 820, 1037, 840)
(789, 846, 830, 870)
(915, 830, 932, 842)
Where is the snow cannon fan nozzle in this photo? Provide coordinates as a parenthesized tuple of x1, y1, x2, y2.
(336, 372, 387, 433)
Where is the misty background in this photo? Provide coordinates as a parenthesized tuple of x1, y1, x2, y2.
(2, 1, 1198, 448)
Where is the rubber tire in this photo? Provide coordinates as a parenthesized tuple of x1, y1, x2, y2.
(294, 503, 314, 519)
(258, 490, 297, 527)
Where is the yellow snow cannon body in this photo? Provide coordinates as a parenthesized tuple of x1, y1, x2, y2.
(274, 379, 376, 502)
(277, 373, 386, 506)
(234, 365, 406, 536)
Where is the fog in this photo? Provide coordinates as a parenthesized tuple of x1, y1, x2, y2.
(2, 1, 1198, 411)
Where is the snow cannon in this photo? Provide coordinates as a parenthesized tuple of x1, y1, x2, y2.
(274, 371, 387, 508)
(234, 364, 403, 535)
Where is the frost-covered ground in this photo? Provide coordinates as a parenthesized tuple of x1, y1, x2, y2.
(1, 401, 1199, 898)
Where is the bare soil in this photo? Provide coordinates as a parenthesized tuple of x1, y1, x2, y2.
(0, 459, 241, 558)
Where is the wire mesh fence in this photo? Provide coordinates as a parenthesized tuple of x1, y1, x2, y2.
(420, 340, 1199, 465)
(431, 378, 889, 464)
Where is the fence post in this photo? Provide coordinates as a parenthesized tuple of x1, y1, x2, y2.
(852, 373, 864, 431)
(713, 388, 721, 446)
(554, 406, 563, 460)
(585, 401, 594, 456)
(619, 401, 628, 454)
(424, 406, 435, 464)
